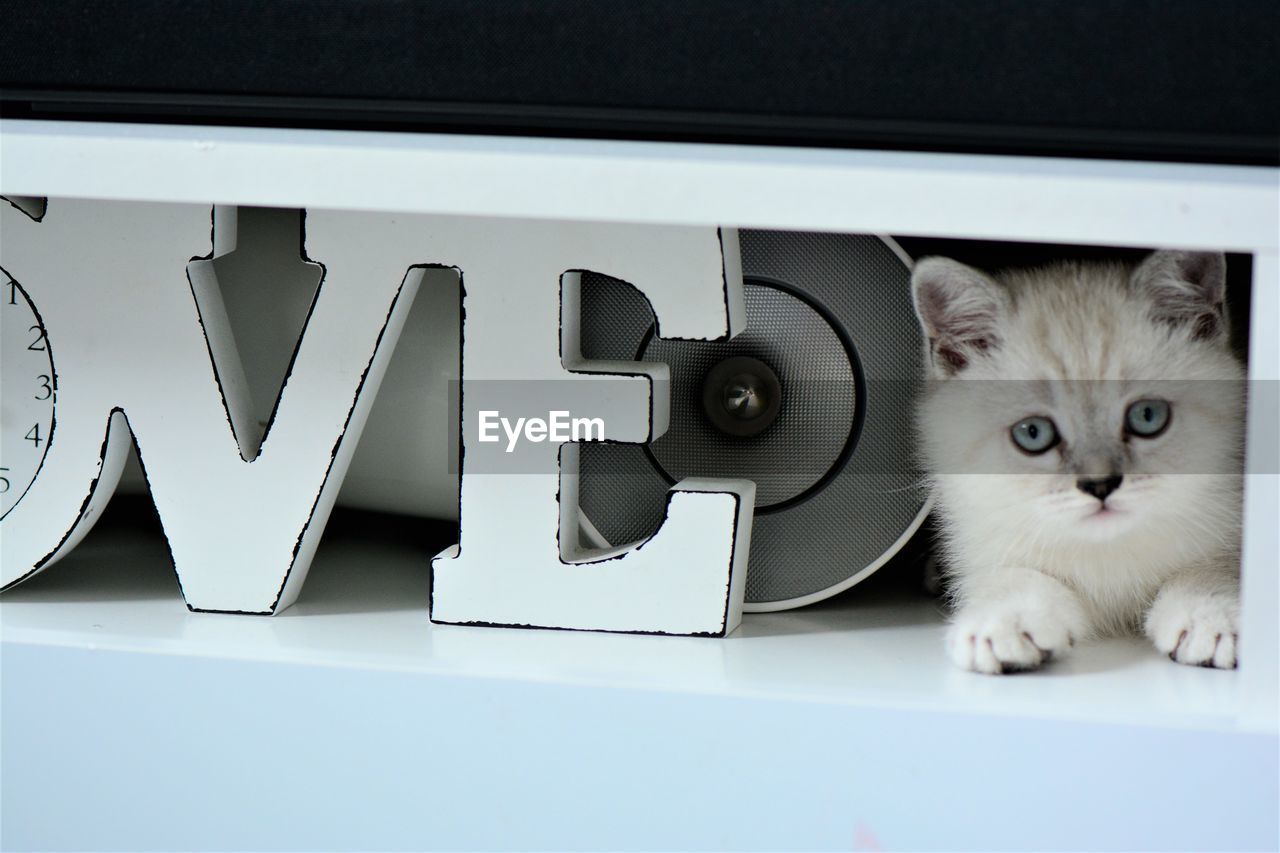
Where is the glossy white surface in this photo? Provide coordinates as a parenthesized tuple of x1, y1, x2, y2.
(0, 509, 1248, 732)
(6, 510, 1277, 851)
(1, 119, 1276, 252)
(1240, 249, 1280, 731)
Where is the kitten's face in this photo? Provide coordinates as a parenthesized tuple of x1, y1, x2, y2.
(913, 251, 1244, 548)
(921, 372, 1242, 546)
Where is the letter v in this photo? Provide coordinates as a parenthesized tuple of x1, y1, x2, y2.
(0, 201, 435, 613)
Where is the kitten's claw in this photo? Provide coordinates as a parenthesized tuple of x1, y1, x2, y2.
(1146, 593, 1238, 669)
(947, 607, 1077, 674)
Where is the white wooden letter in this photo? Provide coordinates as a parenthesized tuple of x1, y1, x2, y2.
(3, 202, 754, 630)
(431, 220, 756, 636)
(0, 200, 425, 612)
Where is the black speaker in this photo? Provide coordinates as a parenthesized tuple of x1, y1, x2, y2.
(578, 230, 930, 610)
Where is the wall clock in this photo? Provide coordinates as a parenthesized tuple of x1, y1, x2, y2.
(1, 270, 57, 518)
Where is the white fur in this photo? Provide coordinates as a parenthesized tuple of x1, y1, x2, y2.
(913, 253, 1244, 674)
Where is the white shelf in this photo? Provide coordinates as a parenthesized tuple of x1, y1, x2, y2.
(2, 119, 1277, 850)
(0, 511, 1249, 733)
(4, 511, 1276, 851)
(2, 118, 1275, 251)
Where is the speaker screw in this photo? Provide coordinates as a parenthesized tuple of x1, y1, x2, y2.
(724, 374, 771, 420)
(701, 355, 783, 437)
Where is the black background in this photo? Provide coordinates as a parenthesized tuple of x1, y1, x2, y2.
(3, 1, 1277, 163)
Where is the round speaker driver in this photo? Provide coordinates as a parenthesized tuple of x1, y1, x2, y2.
(642, 281, 859, 510)
(577, 231, 930, 611)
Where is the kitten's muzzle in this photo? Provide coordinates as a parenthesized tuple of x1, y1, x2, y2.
(1077, 475, 1123, 502)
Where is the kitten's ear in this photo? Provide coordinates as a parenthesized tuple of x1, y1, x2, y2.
(911, 257, 1005, 376)
(1131, 250, 1228, 342)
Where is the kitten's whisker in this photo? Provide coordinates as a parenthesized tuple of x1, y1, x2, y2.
(866, 479, 932, 495)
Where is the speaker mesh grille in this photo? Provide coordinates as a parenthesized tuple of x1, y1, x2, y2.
(579, 231, 927, 607)
(644, 284, 856, 508)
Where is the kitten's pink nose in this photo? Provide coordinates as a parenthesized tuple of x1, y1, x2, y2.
(1077, 475, 1123, 502)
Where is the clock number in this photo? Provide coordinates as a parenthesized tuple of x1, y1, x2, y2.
(35, 374, 52, 401)
(0, 468, 9, 493)
(6, 281, 15, 305)
(25, 424, 43, 448)
(27, 324, 47, 352)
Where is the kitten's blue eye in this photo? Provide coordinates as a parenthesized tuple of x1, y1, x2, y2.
(1011, 416, 1059, 454)
(1126, 399, 1171, 438)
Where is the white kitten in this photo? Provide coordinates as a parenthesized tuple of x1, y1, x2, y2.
(911, 250, 1245, 674)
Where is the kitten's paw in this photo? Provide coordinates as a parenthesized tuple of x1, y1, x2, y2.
(947, 607, 1077, 674)
(1145, 590, 1239, 669)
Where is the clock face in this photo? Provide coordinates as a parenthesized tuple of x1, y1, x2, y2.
(1, 272, 56, 518)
